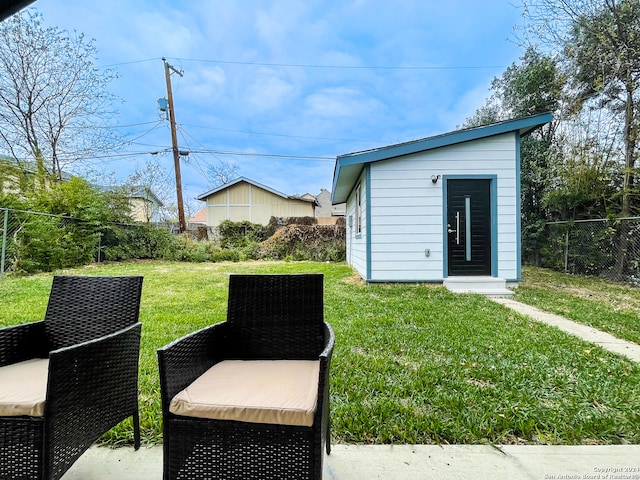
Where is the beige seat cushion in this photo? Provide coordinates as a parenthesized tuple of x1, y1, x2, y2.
(0, 358, 49, 417)
(170, 360, 320, 427)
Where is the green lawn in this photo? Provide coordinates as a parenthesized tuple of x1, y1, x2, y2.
(1, 261, 639, 446)
(515, 266, 640, 345)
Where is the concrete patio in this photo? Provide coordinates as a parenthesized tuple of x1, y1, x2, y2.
(61, 444, 640, 480)
(61, 298, 640, 479)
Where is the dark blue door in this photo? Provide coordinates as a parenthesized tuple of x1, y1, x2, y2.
(446, 179, 492, 276)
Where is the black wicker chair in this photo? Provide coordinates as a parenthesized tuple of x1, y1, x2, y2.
(0, 275, 144, 480)
(158, 273, 334, 480)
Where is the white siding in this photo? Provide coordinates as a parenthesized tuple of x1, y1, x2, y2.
(345, 171, 368, 280)
(368, 133, 518, 282)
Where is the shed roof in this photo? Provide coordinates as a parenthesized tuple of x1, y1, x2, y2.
(0, 0, 35, 22)
(331, 112, 553, 204)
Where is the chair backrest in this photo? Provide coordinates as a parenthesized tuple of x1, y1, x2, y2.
(44, 275, 143, 351)
(225, 274, 325, 360)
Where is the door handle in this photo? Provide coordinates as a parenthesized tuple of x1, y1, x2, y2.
(447, 212, 460, 245)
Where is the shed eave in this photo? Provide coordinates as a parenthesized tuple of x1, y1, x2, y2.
(330, 112, 553, 204)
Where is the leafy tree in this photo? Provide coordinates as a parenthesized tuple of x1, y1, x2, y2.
(493, 48, 564, 234)
(564, 0, 640, 218)
(33, 176, 132, 222)
(0, 10, 121, 182)
(497, 48, 566, 120)
(464, 47, 565, 264)
(521, 0, 640, 273)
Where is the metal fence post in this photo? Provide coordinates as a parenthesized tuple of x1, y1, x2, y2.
(1, 208, 8, 275)
(564, 227, 569, 273)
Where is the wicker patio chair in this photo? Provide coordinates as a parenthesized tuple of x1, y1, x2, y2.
(0, 275, 144, 480)
(158, 273, 334, 480)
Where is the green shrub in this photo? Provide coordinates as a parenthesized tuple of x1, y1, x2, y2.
(211, 249, 243, 262)
(219, 220, 266, 249)
(4, 176, 137, 273)
(101, 224, 177, 261)
(12, 213, 100, 274)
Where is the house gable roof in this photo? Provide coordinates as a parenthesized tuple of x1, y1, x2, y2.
(197, 177, 289, 201)
(127, 186, 163, 206)
(331, 112, 553, 204)
(196, 176, 316, 204)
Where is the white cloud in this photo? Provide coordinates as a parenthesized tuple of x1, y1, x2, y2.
(184, 67, 226, 102)
(245, 70, 297, 113)
(437, 79, 495, 131)
(304, 87, 385, 119)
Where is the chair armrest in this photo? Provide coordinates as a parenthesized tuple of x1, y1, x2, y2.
(318, 322, 335, 393)
(316, 322, 335, 446)
(319, 322, 335, 362)
(45, 322, 142, 456)
(157, 322, 229, 412)
(0, 321, 48, 367)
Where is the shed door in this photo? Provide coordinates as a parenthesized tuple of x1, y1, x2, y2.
(446, 179, 492, 276)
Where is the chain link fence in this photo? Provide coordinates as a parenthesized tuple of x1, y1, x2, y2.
(543, 217, 640, 284)
(1, 208, 345, 275)
(0, 208, 158, 275)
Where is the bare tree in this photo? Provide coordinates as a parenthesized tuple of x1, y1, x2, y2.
(0, 10, 121, 182)
(125, 158, 176, 222)
(206, 159, 239, 187)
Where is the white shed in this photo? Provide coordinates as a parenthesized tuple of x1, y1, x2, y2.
(330, 113, 552, 292)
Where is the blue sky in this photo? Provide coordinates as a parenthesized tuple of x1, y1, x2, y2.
(32, 0, 524, 212)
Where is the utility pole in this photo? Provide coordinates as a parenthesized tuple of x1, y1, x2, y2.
(162, 57, 186, 233)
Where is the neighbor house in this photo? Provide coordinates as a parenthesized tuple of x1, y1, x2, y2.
(315, 188, 346, 225)
(196, 177, 317, 226)
(331, 113, 553, 293)
(125, 186, 163, 223)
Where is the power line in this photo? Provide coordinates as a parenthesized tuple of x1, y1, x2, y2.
(186, 149, 334, 161)
(99, 58, 162, 68)
(123, 121, 165, 144)
(177, 125, 218, 156)
(176, 124, 335, 161)
(165, 57, 507, 71)
(56, 151, 166, 166)
(180, 123, 365, 143)
(98, 55, 507, 71)
(70, 121, 163, 130)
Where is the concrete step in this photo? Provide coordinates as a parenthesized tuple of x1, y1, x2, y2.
(443, 276, 514, 298)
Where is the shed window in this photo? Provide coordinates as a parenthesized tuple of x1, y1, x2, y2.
(355, 184, 362, 235)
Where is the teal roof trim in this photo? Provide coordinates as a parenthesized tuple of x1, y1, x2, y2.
(331, 112, 552, 204)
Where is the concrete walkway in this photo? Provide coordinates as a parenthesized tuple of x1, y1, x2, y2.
(493, 297, 640, 363)
(60, 299, 640, 480)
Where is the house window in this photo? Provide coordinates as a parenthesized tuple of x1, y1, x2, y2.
(355, 184, 362, 235)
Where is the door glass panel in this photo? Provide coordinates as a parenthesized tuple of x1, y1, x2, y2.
(465, 196, 471, 262)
